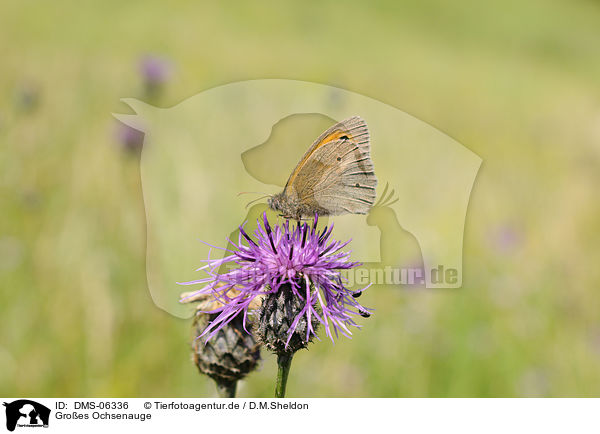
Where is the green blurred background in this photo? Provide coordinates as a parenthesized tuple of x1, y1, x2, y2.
(1, 0, 599, 397)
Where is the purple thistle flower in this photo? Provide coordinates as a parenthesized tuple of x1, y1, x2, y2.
(179, 212, 371, 349)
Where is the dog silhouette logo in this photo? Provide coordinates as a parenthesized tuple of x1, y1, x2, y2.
(114, 79, 482, 318)
(3, 400, 50, 432)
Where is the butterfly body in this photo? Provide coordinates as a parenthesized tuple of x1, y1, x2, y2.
(268, 116, 377, 220)
(268, 191, 328, 221)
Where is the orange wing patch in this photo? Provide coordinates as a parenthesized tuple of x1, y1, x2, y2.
(286, 130, 353, 188)
(321, 130, 352, 144)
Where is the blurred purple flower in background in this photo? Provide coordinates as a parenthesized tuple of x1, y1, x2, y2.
(491, 224, 522, 254)
(115, 122, 144, 153)
(111, 54, 171, 153)
(179, 213, 371, 348)
(138, 54, 173, 97)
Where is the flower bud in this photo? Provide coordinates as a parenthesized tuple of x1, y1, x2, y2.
(255, 283, 321, 354)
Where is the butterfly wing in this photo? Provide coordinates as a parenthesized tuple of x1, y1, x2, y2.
(284, 116, 377, 216)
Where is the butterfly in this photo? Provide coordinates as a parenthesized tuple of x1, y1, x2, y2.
(267, 116, 378, 220)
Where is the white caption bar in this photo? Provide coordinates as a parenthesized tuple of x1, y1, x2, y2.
(1, 398, 598, 433)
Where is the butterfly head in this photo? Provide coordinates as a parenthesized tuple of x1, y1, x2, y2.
(267, 192, 303, 220)
(267, 192, 287, 214)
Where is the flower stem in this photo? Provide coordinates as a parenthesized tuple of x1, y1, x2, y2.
(216, 380, 237, 398)
(275, 352, 294, 397)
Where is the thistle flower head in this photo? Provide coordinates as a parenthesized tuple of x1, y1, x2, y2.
(179, 213, 371, 349)
(181, 290, 261, 387)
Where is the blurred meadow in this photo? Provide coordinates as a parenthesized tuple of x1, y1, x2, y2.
(1, 0, 600, 397)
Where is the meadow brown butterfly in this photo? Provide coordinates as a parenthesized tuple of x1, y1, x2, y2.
(268, 116, 377, 220)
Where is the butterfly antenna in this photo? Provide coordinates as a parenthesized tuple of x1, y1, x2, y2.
(237, 191, 269, 196)
(245, 195, 270, 209)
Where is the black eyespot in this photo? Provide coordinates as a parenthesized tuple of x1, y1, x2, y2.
(337, 157, 341, 161)
(360, 310, 371, 318)
(352, 291, 362, 298)
(340, 135, 349, 140)
(355, 183, 360, 187)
